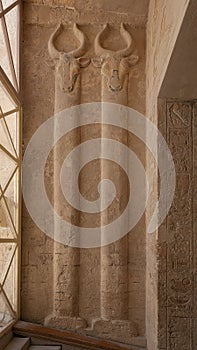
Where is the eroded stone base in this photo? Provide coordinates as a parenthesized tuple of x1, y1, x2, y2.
(44, 315, 87, 331)
(86, 318, 138, 344)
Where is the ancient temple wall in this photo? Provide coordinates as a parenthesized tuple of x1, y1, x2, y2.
(21, 0, 147, 344)
(146, 1, 190, 349)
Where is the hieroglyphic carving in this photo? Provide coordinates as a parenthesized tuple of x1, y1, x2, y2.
(167, 274, 192, 316)
(167, 238, 190, 272)
(168, 317, 191, 350)
(165, 102, 194, 349)
(168, 103, 192, 128)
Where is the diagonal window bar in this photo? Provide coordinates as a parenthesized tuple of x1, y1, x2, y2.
(0, 0, 19, 17)
(0, 166, 19, 202)
(0, 108, 19, 118)
(0, 284, 16, 318)
(0, 1, 18, 90)
(0, 238, 17, 243)
(0, 66, 20, 104)
(0, 144, 18, 163)
(0, 106, 18, 158)
(1, 243, 17, 287)
(0, 184, 18, 237)
(0, 0, 21, 334)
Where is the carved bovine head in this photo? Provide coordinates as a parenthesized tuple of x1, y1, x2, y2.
(92, 23, 139, 92)
(48, 23, 90, 93)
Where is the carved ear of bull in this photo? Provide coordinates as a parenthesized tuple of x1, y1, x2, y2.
(76, 57, 91, 68)
(120, 53, 139, 73)
(91, 57, 104, 68)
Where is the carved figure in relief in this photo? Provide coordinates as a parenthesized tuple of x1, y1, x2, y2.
(89, 23, 139, 344)
(48, 23, 90, 94)
(169, 103, 192, 128)
(169, 278, 192, 306)
(92, 23, 138, 92)
(45, 22, 90, 331)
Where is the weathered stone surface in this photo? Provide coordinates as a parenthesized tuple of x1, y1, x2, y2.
(146, 2, 191, 350)
(44, 315, 87, 330)
(20, 1, 197, 349)
(155, 100, 196, 350)
(22, 1, 146, 340)
(90, 318, 138, 344)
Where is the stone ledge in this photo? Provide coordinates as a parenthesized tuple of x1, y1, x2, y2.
(83, 318, 141, 345)
(44, 315, 87, 331)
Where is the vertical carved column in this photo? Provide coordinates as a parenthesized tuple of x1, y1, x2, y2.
(45, 23, 90, 330)
(91, 23, 139, 343)
(166, 102, 194, 350)
(158, 101, 195, 350)
(100, 91, 128, 323)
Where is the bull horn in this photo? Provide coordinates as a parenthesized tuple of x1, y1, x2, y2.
(48, 23, 63, 60)
(70, 23, 86, 58)
(119, 23, 134, 56)
(48, 23, 86, 60)
(95, 23, 134, 58)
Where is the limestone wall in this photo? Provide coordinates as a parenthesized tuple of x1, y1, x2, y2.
(21, 0, 147, 344)
(146, 1, 190, 349)
(146, 0, 190, 121)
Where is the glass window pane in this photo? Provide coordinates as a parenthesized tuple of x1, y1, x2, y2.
(2, 169, 19, 233)
(0, 20, 13, 86)
(5, 5, 19, 85)
(4, 112, 18, 156)
(0, 0, 20, 335)
(0, 81, 16, 113)
(0, 113, 17, 157)
(0, 292, 14, 330)
(3, 248, 17, 310)
(2, 0, 16, 10)
(0, 194, 16, 238)
(0, 242, 16, 283)
(0, 149, 17, 191)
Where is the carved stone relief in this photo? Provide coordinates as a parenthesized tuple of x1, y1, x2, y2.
(158, 101, 195, 350)
(92, 23, 138, 93)
(48, 23, 90, 111)
(45, 22, 90, 331)
(85, 23, 139, 344)
(21, 14, 145, 346)
(44, 21, 140, 343)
